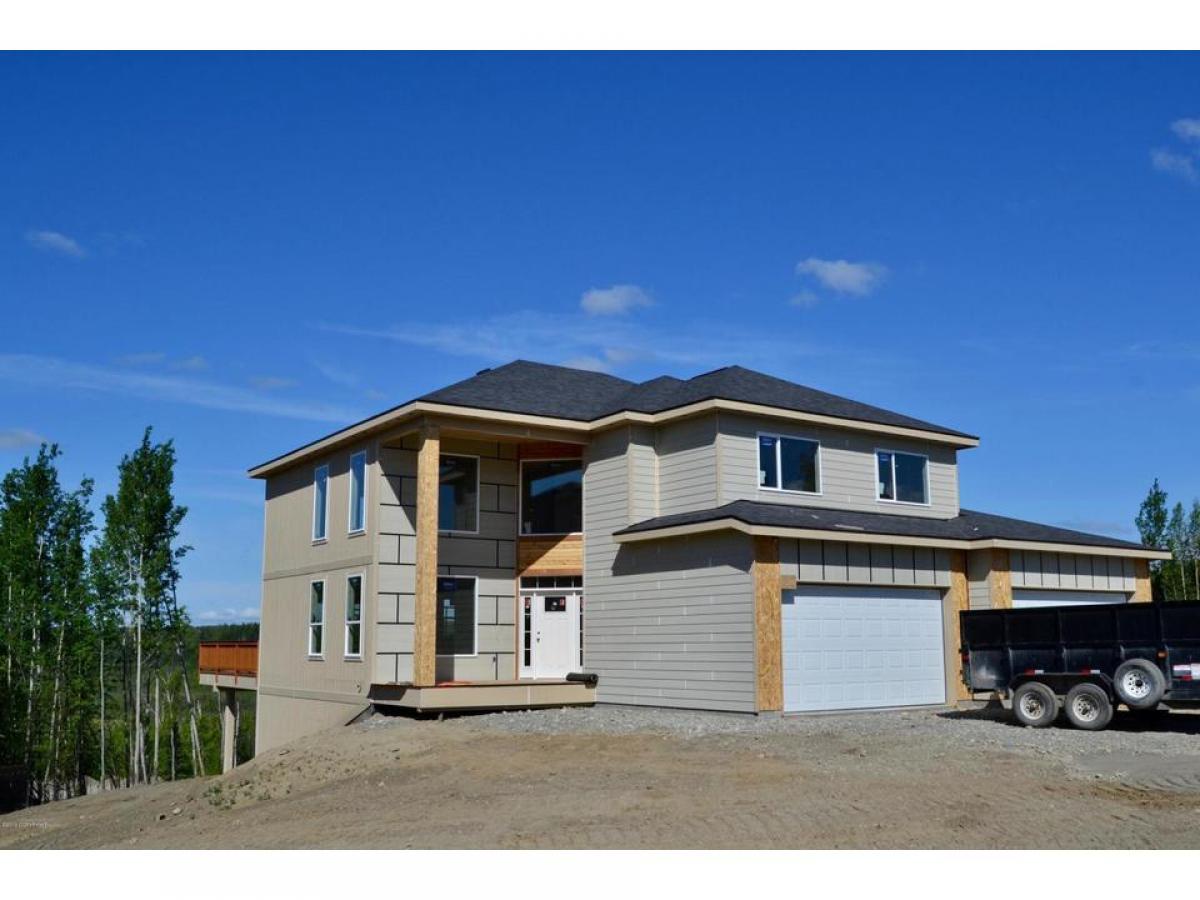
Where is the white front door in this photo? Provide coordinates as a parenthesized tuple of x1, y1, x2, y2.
(522, 592, 581, 678)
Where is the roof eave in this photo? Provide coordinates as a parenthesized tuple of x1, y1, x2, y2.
(612, 517, 1170, 560)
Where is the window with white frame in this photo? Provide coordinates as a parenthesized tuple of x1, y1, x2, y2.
(348, 451, 367, 533)
(312, 464, 329, 541)
(877, 450, 928, 504)
(344, 575, 362, 658)
(436, 576, 476, 656)
(438, 455, 479, 533)
(308, 581, 325, 656)
(758, 434, 820, 493)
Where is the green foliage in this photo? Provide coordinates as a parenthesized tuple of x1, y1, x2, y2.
(1136, 480, 1200, 601)
(0, 431, 257, 810)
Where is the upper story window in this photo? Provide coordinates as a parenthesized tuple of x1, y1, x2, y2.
(521, 459, 582, 535)
(308, 580, 325, 656)
(758, 434, 820, 494)
(439, 454, 479, 533)
(877, 450, 929, 505)
(348, 451, 367, 534)
(312, 464, 329, 542)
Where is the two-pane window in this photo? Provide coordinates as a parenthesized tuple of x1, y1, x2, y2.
(348, 451, 367, 533)
(877, 450, 929, 504)
(312, 465, 329, 541)
(345, 575, 362, 658)
(436, 576, 476, 656)
(758, 434, 820, 494)
(520, 459, 582, 535)
(308, 581, 325, 656)
(439, 455, 479, 532)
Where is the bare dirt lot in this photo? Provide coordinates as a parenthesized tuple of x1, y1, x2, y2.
(4, 704, 1200, 849)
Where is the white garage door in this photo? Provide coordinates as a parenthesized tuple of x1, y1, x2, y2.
(1012, 589, 1128, 609)
(782, 585, 947, 713)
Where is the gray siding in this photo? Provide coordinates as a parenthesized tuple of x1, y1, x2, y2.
(1010, 549, 1134, 593)
(376, 435, 517, 684)
(584, 427, 756, 713)
(716, 411, 959, 519)
(967, 550, 992, 609)
(781, 539, 951, 588)
(656, 415, 719, 516)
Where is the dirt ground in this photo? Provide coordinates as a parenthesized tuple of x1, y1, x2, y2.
(4, 704, 1200, 849)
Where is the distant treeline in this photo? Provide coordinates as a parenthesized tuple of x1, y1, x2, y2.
(1137, 479, 1200, 602)
(0, 430, 258, 811)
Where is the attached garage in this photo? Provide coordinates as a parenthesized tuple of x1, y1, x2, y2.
(1012, 589, 1128, 609)
(782, 585, 947, 713)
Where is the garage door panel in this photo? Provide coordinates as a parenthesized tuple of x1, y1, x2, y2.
(783, 585, 947, 713)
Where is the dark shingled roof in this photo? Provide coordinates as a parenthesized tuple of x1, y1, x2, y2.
(613, 499, 1153, 552)
(420, 360, 975, 439)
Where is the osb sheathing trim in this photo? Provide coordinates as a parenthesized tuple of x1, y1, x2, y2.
(754, 535, 782, 712)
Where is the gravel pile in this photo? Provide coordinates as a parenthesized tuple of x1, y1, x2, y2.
(458, 703, 1200, 761)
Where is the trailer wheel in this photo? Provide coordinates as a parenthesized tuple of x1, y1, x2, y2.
(1114, 659, 1166, 710)
(1065, 683, 1113, 731)
(1012, 682, 1058, 727)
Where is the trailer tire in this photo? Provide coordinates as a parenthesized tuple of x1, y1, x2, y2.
(1065, 683, 1113, 731)
(1114, 659, 1166, 710)
(1012, 682, 1058, 728)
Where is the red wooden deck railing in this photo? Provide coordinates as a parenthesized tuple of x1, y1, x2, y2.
(198, 641, 258, 677)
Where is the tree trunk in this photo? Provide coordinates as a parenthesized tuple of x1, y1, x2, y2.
(153, 675, 160, 783)
(99, 635, 106, 789)
(133, 554, 144, 784)
(174, 639, 206, 777)
(43, 621, 66, 792)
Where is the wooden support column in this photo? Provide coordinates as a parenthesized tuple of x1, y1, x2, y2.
(1133, 558, 1152, 603)
(947, 550, 972, 702)
(988, 548, 1012, 609)
(753, 536, 783, 712)
(413, 424, 440, 687)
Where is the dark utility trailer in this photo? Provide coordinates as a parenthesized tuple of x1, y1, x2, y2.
(960, 601, 1200, 730)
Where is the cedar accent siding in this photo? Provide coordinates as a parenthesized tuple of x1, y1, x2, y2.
(584, 427, 757, 713)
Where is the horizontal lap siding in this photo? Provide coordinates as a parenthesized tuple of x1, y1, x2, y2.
(717, 412, 959, 519)
(585, 426, 756, 713)
(657, 416, 718, 515)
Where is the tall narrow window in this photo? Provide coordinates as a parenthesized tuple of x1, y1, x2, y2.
(438, 455, 479, 532)
(344, 575, 362, 658)
(308, 581, 325, 656)
(312, 464, 329, 541)
(348, 451, 367, 533)
(877, 450, 928, 504)
(436, 576, 476, 656)
(520, 459, 582, 535)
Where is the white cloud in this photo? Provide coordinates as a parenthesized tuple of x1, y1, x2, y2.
(195, 606, 260, 623)
(25, 229, 86, 258)
(312, 360, 363, 389)
(580, 284, 653, 316)
(249, 375, 297, 390)
(0, 428, 46, 450)
(1170, 118, 1200, 143)
(795, 258, 887, 296)
(1151, 148, 1198, 184)
(172, 355, 208, 372)
(115, 351, 168, 367)
(789, 290, 821, 309)
(0, 354, 361, 423)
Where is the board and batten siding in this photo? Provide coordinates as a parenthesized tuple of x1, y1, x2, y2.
(584, 426, 757, 713)
(376, 435, 518, 685)
(781, 539, 952, 588)
(1009, 549, 1135, 593)
(716, 411, 960, 519)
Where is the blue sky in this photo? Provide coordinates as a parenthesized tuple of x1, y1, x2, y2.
(2, 52, 1198, 623)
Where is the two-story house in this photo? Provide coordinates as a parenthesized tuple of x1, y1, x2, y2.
(241, 360, 1168, 753)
